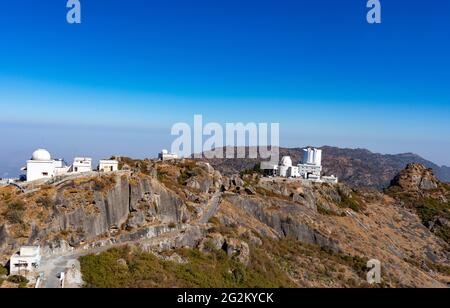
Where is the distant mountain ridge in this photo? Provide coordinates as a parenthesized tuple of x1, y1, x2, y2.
(199, 146, 450, 189)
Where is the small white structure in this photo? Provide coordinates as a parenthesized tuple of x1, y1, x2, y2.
(54, 159, 70, 176)
(159, 149, 179, 161)
(98, 160, 119, 172)
(322, 175, 339, 184)
(71, 157, 92, 173)
(9, 246, 41, 276)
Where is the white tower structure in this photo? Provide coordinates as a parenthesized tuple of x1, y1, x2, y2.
(302, 148, 322, 166)
(298, 148, 322, 179)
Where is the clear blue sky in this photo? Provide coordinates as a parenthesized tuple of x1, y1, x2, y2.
(0, 0, 449, 177)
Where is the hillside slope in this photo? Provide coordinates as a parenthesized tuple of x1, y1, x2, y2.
(1, 159, 449, 288)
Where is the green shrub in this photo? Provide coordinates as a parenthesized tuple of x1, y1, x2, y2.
(4, 200, 26, 224)
(240, 163, 262, 177)
(80, 244, 295, 288)
(0, 265, 8, 276)
(208, 216, 220, 225)
(337, 191, 365, 213)
(92, 176, 116, 192)
(7, 275, 28, 284)
(36, 195, 53, 208)
(317, 205, 338, 216)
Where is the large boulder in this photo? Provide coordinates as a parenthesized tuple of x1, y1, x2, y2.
(389, 163, 438, 191)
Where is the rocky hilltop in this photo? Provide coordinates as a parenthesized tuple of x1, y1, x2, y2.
(199, 146, 450, 189)
(1, 159, 449, 288)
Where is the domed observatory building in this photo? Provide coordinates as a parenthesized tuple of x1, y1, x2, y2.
(22, 149, 69, 182)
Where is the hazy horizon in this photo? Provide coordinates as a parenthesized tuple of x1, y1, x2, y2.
(1, 1, 449, 176)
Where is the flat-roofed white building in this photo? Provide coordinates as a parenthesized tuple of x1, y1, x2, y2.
(71, 157, 92, 173)
(98, 160, 119, 172)
(159, 149, 179, 161)
(322, 175, 339, 184)
(9, 246, 41, 276)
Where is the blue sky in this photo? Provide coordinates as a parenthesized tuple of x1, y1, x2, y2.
(0, 0, 449, 176)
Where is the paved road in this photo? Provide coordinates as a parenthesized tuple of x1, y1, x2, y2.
(39, 253, 85, 288)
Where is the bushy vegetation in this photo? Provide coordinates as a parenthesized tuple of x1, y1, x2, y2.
(442, 183, 450, 192)
(337, 190, 365, 213)
(317, 205, 339, 216)
(388, 189, 450, 245)
(92, 176, 116, 192)
(4, 200, 26, 224)
(416, 198, 450, 244)
(178, 162, 200, 185)
(79, 236, 381, 288)
(80, 245, 294, 288)
(240, 163, 262, 177)
(7, 275, 29, 288)
(262, 238, 370, 285)
(0, 265, 8, 276)
(36, 195, 53, 208)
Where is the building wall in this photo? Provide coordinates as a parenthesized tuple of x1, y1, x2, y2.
(26, 160, 55, 182)
(160, 153, 179, 161)
(287, 166, 300, 177)
(99, 161, 118, 172)
(9, 247, 41, 276)
(72, 158, 92, 173)
(278, 165, 290, 177)
(298, 164, 322, 178)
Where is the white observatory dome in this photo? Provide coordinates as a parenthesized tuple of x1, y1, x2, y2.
(280, 156, 293, 167)
(31, 149, 52, 161)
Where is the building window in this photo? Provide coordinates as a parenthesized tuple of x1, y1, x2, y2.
(42, 172, 48, 176)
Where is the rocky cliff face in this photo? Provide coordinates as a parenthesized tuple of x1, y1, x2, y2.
(386, 164, 450, 247)
(1, 160, 449, 288)
(0, 170, 191, 258)
(389, 163, 439, 191)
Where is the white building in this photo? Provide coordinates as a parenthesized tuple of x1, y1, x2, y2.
(263, 147, 337, 183)
(322, 175, 339, 184)
(22, 149, 96, 182)
(159, 149, 179, 161)
(297, 148, 322, 179)
(98, 160, 119, 172)
(22, 149, 68, 182)
(9, 246, 41, 276)
(71, 157, 92, 173)
(278, 156, 292, 177)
